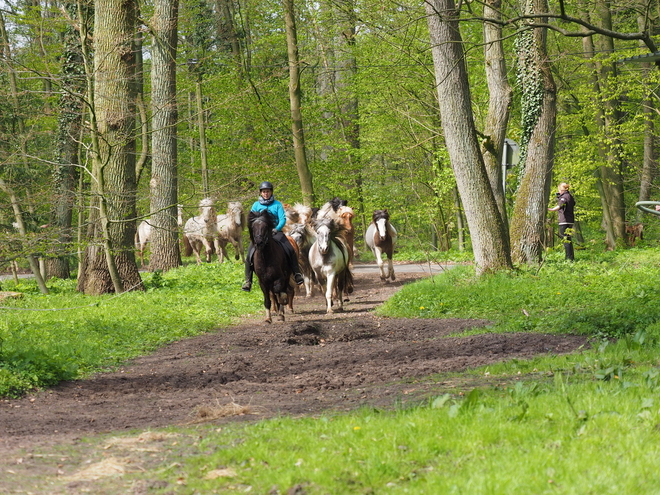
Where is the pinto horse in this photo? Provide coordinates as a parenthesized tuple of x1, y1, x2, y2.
(288, 222, 317, 297)
(217, 201, 245, 263)
(309, 217, 353, 313)
(248, 210, 295, 323)
(365, 209, 397, 282)
(183, 198, 220, 264)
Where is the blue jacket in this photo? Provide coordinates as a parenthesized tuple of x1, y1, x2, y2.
(250, 199, 286, 231)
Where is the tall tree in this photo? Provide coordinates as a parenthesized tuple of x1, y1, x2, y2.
(510, 0, 557, 264)
(591, 0, 626, 248)
(49, 0, 87, 279)
(283, 0, 314, 205)
(425, 0, 512, 274)
(77, 0, 143, 294)
(149, 0, 181, 271)
(481, 0, 512, 233)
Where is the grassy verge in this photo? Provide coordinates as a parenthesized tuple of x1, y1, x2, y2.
(0, 262, 260, 397)
(37, 340, 660, 494)
(379, 248, 660, 341)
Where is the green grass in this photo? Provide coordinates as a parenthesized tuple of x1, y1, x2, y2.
(0, 261, 261, 397)
(379, 248, 660, 341)
(6, 247, 660, 493)
(115, 345, 660, 494)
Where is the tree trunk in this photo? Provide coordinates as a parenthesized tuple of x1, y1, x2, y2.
(149, 0, 181, 271)
(78, 0, 143, 295)
(587, 0, 626, 248)
(214, 0, 242, 72)
(481, 0, 512, 232)
(283, 0, 314, 205)
(452, 187, 465, 252)
(425, 0, 512, 274)
(195, 77, 210, 198)
(636, 10, 657, 222)
(510, 0, 556, 264)
(49, 0, 86, 280)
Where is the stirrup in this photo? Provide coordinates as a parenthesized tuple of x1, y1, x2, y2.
(294, 273, 304, 285)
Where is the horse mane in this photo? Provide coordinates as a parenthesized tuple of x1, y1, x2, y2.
(314, 216, 347, 238)
(372, 209, 390, 222)
(288, 222, 315, 243)
(338, 205, 354, 218)
(294, 203, 312, 221)
(199, 197, 215, 208)
(330, 197, 348, 211)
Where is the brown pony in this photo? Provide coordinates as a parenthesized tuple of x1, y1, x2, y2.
(248, 210, 294, 323)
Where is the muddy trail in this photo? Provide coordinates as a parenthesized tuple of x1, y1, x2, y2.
(0, 264, 588, 458)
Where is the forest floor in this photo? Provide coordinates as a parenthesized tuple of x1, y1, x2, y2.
(0, 263, 589, 492)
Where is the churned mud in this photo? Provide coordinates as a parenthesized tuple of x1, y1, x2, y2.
(0, 265, 588, 468)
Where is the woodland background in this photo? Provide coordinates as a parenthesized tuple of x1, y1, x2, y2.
(1, 0, 660, 294)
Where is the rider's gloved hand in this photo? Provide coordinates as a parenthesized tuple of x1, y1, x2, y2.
(272, 229, 278, 236)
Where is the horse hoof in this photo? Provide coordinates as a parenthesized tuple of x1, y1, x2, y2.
(265, 319, 272, 324)
(235, 254, 240, 260)
(277, 315, 285, 322)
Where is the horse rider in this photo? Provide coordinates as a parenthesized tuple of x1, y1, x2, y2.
(242, 181, 305, 291)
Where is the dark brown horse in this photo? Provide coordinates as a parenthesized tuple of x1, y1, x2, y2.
(365, 209, 397, 282)
(248, 210, 294, 323)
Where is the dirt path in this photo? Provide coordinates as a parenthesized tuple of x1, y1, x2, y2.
(0, 264, 588, 458)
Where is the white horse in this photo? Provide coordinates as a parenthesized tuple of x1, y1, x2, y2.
(135, 205, 183, 267)
(135, 220, 152, 267)
(217, 201, 245, 263)
(309, 217, 353, 313)
(365, 209, 397, 282)
(183, 198, 220, 264)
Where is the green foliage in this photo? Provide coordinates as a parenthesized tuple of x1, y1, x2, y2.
(0, 262, 258, 397)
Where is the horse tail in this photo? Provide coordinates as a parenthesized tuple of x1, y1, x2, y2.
(342, 267, 354, 294)
(182, 233, 193, 257)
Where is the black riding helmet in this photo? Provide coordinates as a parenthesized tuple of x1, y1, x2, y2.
(259, 181, 274, 191)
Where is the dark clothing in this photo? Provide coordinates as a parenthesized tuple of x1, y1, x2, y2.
(559, 223, 575, 261)
(556, 191, 575, 225)
(554, 191, 575, 261)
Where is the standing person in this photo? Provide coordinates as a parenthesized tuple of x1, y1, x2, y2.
(548, 182, 576, 261)
(242, 181, 305, 291)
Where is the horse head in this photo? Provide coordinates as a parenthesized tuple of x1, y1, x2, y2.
(372, 209, 390, 240)
(228, 202, 244, 227)
(314, 217, 345, 255)
(338, 206, 355, 230)
(314, 219, 332, 255)
(199, 198, 217, 225)
(248, 210, 274, 248)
